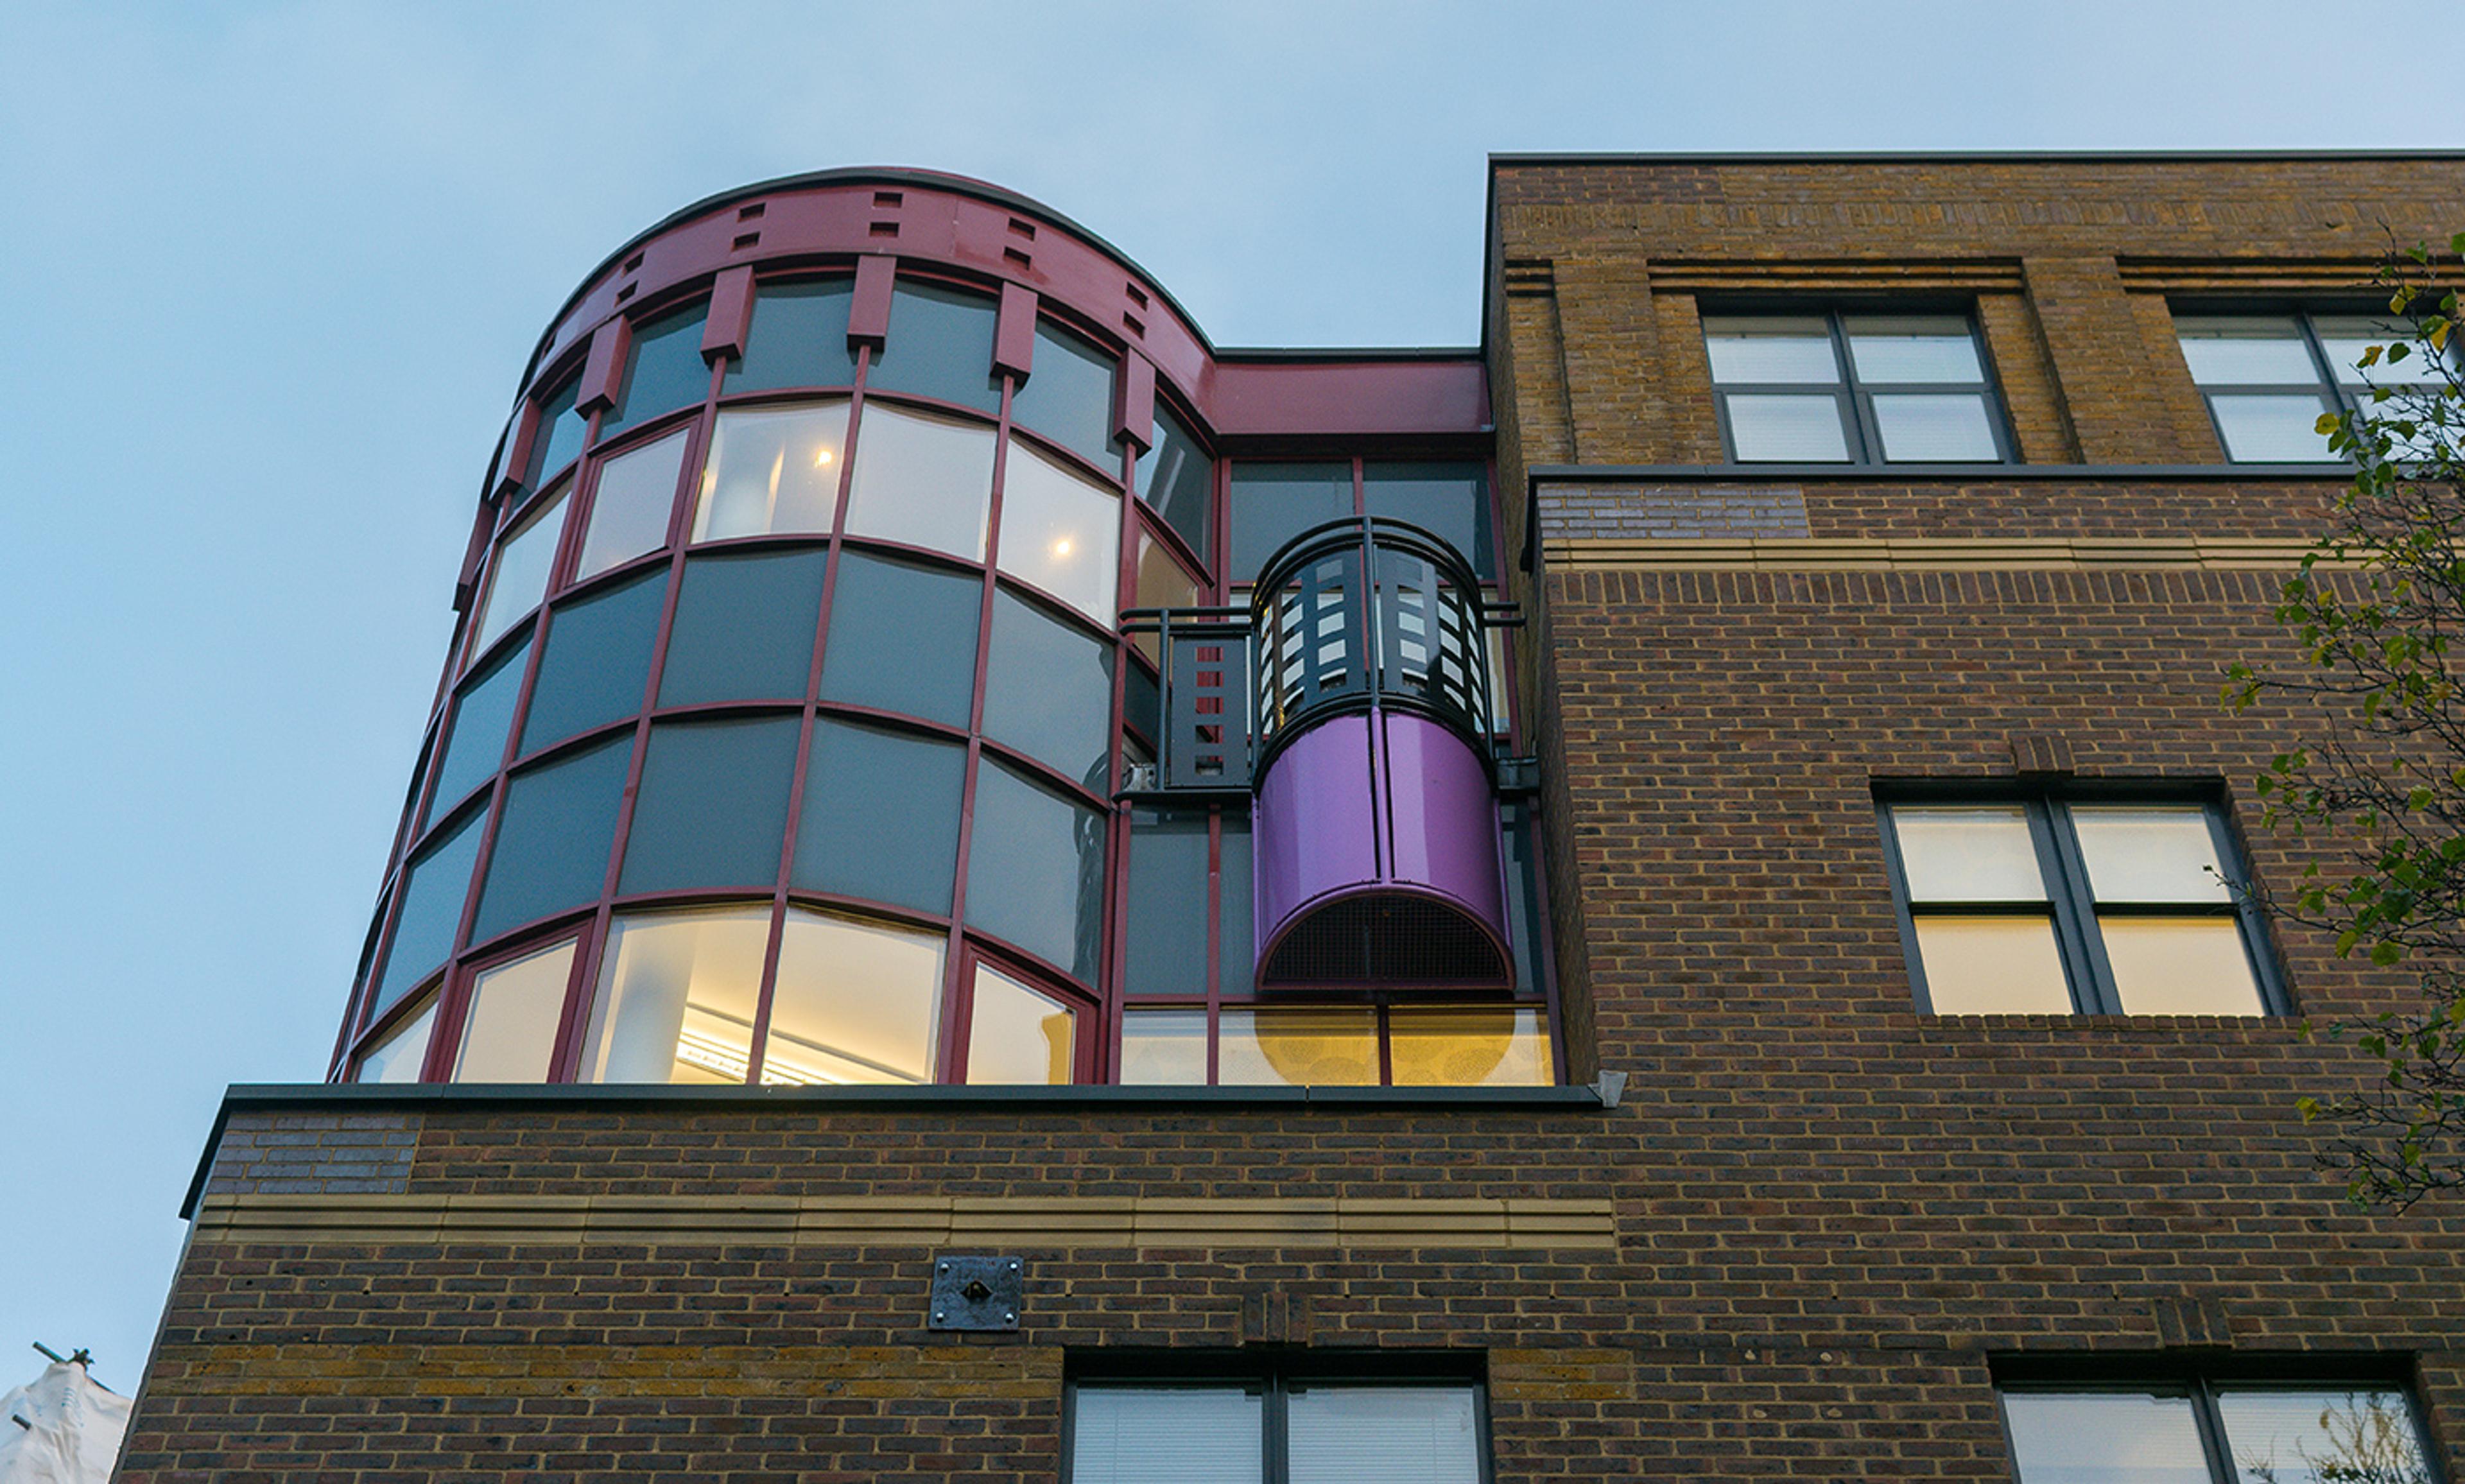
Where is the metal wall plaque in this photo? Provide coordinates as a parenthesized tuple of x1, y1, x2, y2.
(929, 1255, 1022, 1331)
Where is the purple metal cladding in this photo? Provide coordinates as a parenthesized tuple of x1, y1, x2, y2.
(1252, 707, 1510, 986)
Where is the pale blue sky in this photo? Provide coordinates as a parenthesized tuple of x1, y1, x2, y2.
(1, 0, 2454, 1393)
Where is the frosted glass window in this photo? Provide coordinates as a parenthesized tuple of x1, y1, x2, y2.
(471, 485, 567, 658)
(1892, 806, 2045, 901)
(470, 734, 631, 944)
(1070, 1388, 1261, 1484)
(1229, 463, 1353, 583)
(844, 402, 995, 560)
(1388, 1006, 1553, 1086)
(1912, 917, 2074, 1014)
(619, 718, 800, 894)
(1119, 1010, 1209, 1084)
(1846, 316, 1985, 382)
(1010, 320, 1118, 471)
(760, 909, 943, 1085)
(600, 302, 710, 439)
(1287, 1385, 1482, 1484)
(818, 551, 982, 729)
(693, 401, 849, 542)
(429, 635, 530, 818)
(2003, 1392, 2210, 1484)
(523, 375, 588, 488)
(725, 278, 860, 393)
(2072, 807, 2230, 902)
(2177, 317, 2320, 384)
(2210, 394, 2337, 462)
(998, 442, 1120, 623)
(2215, 1389, 2430, 1484)
(869, 282, 1002, 415)
(1125, 810, 1209, 998)
(964, 759, 1105, 980)
(792, 720, 965, 915)
(518, 569, 664, 755)
(375, 808, 485, 1013)
(965, 963, 1077, 1083)
(451, 940, 575, 1082)
(984, 587, 1113, 789)
(1218, 1008, 1378, 1086)
(576, 429, 688, 580)
(1871, 393, 1999, 460)
(1136, 403, 1213, 567)
(2102, 918, 2263, 1015)
(2314, 316, 2453, 387)
(657, 550, 827, 707)
(355, 996, 437, 1083)
(580, 906, 772, 1083)
(1724, 394, 1851, 462)
(1704, 316, 1838, 382)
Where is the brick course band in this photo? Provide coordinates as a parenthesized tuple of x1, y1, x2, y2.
(1547, 533, 2341, 571)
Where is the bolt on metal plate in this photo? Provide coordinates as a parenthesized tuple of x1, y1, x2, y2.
(929, 1255, 1023, 1331)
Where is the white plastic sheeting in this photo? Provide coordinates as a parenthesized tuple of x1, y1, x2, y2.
(0, 1363, 130, 1484)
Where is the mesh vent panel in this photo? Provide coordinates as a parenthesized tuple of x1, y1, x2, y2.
(1259, 894, 1509, 987)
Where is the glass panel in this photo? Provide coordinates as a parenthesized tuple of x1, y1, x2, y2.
(965, 963, 1076, 1084)
(725, 278, 860, 394)
(1702, 316, 1839, 383)
(1125, 656, 1161, 743)
(576, 429, 688, 580)
(579, 906, 772, 1083)
(1125, 809, 1209, 997)
(1871, 393, 1999, 461)
(1288, 1385, 1482, 1484)
(375, 807, 485, 1012)
(1229, 462, 1353, 584)
(2217, 1388, 2431, 1484)
(657, 549, 827, 707)
(2211, 393, 2338, 462)
(470, 734, 632, 944)
(998, 442, 1120, 623)
(1137, 402, 1213, 568)
(818, 550, 982, 728)
(619, 717, 800, 895)
(1892, 806, 2046, 901)
(761, 908, 944, 1085)
(2071, 806, 2231, 902)
(964, 759, 1105, 980)
(792, 719, 965, 915)
(600, 302, 710, 440)
(2102, 917, 2263, 1015)
(1912, 915, 2074, 1014)
(844, 402, 996, 560)
(985, 587, 1114, 789)
(518, 569, 664, 755)
(1131, 530, 1204, 664)
(1217, 1007, 1378, 1085)
(870, 281, 1003, 415)
(1844, 316, 1984, 383)
(1363, 462, 1496, 578)
(2175, 317, 2320, 385)
(1070, 1386, 1262, 1484)
(1219, 817, 1254, 996)
(451, 940, 575, 1082)
(2001, 1392, 2210, 1484)
(523, 375, 588, 488)
(1010, 320, 1118, 470)
(1724, 393, 1851, 461)
(2314, 315, 2453, 387)
(429, 635, 530, 818)
(693, 401, 849, 542)
(1388, 1006, 1553, 1086)
(1119, 1010, 1209, 1085)
(1501, 802, 1546, 997)
(471, 485, 567, 657)
(355, 996, 437, 1083)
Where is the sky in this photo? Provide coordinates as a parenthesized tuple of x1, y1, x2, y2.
(1, 0, 2457, 1396)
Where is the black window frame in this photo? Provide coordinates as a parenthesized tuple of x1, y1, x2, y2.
(1874, 780, 2287, 1017)
(2172, 303, 2456, 465)
(1703, 306, 2016, 466)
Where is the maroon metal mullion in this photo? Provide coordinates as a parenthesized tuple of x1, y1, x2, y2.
(1205, 811, 1224, 1085)
(937, 368, 1015, 1083)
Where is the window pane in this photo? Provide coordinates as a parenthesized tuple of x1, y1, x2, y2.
(1220, 818, 1254, 996)
(576, 428, 688, 580)
(2314, 316, 2453, 387)
(792, 719, 965, 915)
(1892, 806, 2045, 901)
(524, 375, 588, 488)
(1288, 1385, 1482, 1484)
(2211, 393, 2337, 462)
(355, 996, 437, 1083)
(818, 550, 982, 728)
(1703, 316, 1839, 383)
(1912, 915, 2074, 1014)
(985, 587, 1114, 789)
(1137, 403, 1213, 568)
(1070, 1387, 1262, 1484)
(1125, 809, 1209, 997)
(693, 401, 849, 542)
(1010, 320, 1117, 471)
(1229, 462, 1353, 583)
(375, 808, 486, 1013)
(1871, 393, 1999, 461)
(2102, 917, 2263, 1015)
(1120, 1010, 1209, 1085)
(869, 282, 1003, 415)
(1363, 462, 1496, 578)
(1131, 530, 1203, 665)
(471, 734, 632, 944)
(1217, 1007, 1378, 1085)
(2176, 317, 2319, 384)
(519, 569, 664, 755)
(451, 940, 575, 1082)
(1844, 316, 1984, 382)
(430, 635, 530, 818)
(725, 278, 860, 394)
(471, 485, 567, 657)
(619, 717, 800, 895)
(579, 906, 771, 1083)
(2215, 1388, 2430, 1484)
(2001, 1392, 2210, 1484)
(964, 759, 1105, 980)
(761, 909, 943, 1085)
(2071, 806, 2231, 902)
(1501, 802, 1547, 996)
(1724, 394, 1851, 462)
(845, 402, 995, 561)
(600, 302, 710, 439)
(658, 549, 827, 707)
(998, 442, 1121, 623)
(966, 963, 1076, 1084)
(1388, 1006, 1553, 1086)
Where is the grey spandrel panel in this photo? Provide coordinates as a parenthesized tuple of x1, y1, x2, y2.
(519, 570, 665, 755)
(983, 587, 1113, 789)
(618, 717, 802, 895)
(469, 734, 634, 945)
(1136, 402, 1213, 569)
(817, 550, 981, 729)
(372, 807, 487, 1014)
(965, 758, 1105, 981)
(1124, 809, 1209, 997)
(792, 718, 965, 915)
(1218, 815, 1254, 995)
(429, 635, 531, 821)
(1123, 656, 1161, 743)
(1229, 462, 1353, 583)
(869, 282, 1002, 415)
(1010, 320, 1118, 470)
(601, 302, 711, 439)
(1363, 461, 1496, 578)
(725, 279, 860, 393)
(657, 549, 829, 707)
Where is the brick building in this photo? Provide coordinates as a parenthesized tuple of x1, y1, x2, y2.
(121, 153, 2465, 1481)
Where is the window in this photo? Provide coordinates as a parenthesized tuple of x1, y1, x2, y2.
(575, 427, 688, 580)
(1999, 1377, 2433, 1484)
(1704, 311, 2009, 463)
(2175, 311, 2461, 463)
(1070, 1368, 1484, 1484)
(467, 482, 569, 662)
(1880, 791, 2278, 1016)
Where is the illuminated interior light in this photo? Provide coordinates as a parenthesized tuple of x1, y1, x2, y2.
(814, 446, 834, 467)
